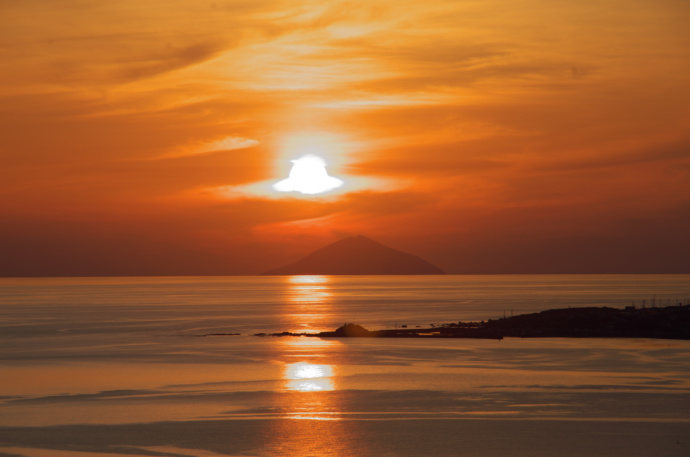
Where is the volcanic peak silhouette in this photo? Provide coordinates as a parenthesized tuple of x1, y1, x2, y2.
(263, 235, 445, 275)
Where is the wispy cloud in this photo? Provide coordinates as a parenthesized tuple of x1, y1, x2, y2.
(160, 135, 260, 159)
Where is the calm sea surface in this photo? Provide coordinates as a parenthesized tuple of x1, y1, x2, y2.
(1, 275, 690, 457)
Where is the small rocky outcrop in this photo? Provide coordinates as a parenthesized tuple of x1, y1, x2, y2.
(333, 323, 372, 337)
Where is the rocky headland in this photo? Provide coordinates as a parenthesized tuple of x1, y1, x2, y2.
(254, 304, 690, 340)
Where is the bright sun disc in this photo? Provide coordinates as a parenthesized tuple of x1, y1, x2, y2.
(273, 155, 343, 195)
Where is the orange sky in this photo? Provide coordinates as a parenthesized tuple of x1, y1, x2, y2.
(2, 0, 689, 275)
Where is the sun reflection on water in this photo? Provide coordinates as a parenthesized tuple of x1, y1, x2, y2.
(281, 275, 334, 333)
(280, 335, 341, 351)
(284, 362, 336, 393)
(259, 293, 367, 456)
(286, 275, 332, 305)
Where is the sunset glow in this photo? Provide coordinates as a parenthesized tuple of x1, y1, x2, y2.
(4, 4, 689, 454)
(1, 0, 689, 275)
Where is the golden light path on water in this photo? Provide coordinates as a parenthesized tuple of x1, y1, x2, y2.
(256, 275, 359, 455)
(260, 337, 358, 454)
(282, 276, 338, 392)
(283, 275, 333, 333)
(284, 361, 336, 393)
(287, 275, 331, 304)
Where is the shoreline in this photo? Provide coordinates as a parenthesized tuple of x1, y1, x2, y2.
(248, 304, 690, 341)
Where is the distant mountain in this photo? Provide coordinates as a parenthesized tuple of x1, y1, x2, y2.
(263, 235, 445, 275)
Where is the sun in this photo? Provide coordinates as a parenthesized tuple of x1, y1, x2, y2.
(273, 154, 344, 195)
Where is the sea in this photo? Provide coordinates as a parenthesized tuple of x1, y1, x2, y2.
(1, 274, 689, 457)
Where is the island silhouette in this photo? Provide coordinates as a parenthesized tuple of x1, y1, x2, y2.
(263, 235, 445, 275)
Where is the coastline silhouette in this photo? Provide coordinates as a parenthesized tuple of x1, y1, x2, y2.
(249, 304, 690, 341)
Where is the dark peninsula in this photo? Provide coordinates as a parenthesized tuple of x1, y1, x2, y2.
(255, 305, 690, 340)
(262, 235, 445, 275)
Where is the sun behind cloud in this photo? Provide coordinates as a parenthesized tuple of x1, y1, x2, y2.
(207, 131, 398, 200)
(273, 155, 344, 195)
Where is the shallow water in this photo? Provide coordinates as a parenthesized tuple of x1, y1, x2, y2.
(1, 275, 689, 456)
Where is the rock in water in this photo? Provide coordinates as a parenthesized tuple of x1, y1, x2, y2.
(263, 235, 445, 275)
(334, 323, 372, 337)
